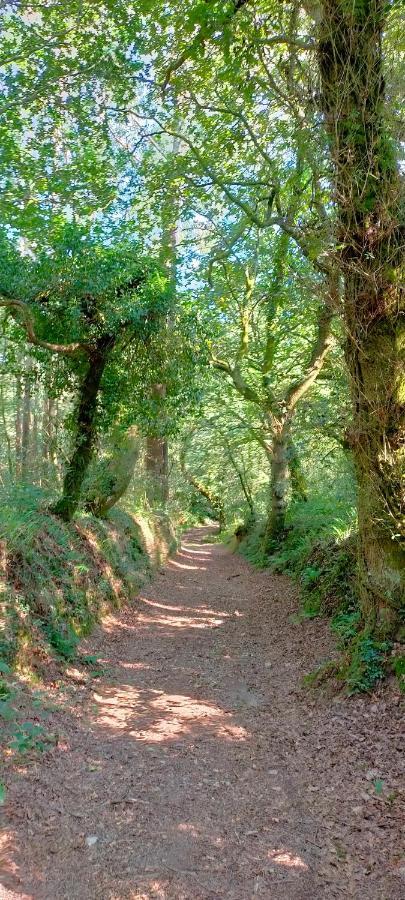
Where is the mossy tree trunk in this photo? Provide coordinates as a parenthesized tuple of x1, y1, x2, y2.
(263, 422, 291, 552)
(288, 440, 308, 502)
(85, 425, 140, 517)
(52, 336, 114, 522)
(145, 427, 169, 507)
(318, 0, 404, 634)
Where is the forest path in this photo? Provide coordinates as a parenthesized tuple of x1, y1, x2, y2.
(2, 527, 403, 900)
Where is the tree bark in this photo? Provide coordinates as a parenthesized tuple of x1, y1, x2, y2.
(318, 0, 404, 634)
(145, 137, 180, 508)
(263, 422, 291, 552)
(52, 337, 114, 522)
(84, 425, 140, 517)
(0, 381, 12, 477)
(145, 385, 169, 508)
(145, 436, 169, 505)
(21, 359, 32, 481)
(288, 440, 308, 502)
(15, 375, 22, 478)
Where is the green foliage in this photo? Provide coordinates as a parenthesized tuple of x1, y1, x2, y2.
(44, 623, 79, 661)
(345, 636, 390, 695)
(9, 721, 54, 754)
(0, 484, 169, 671)
(239, 493, 356, 588)
(331, 610, 361, 647)
(390, 654, 405, 693)
(237, 496, 397, 695)
(0, 0, 401, 689)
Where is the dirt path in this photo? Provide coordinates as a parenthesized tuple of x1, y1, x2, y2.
(1, 528, 404, 900)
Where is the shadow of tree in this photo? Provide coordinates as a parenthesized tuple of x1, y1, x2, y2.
(0, 528, 320, 900)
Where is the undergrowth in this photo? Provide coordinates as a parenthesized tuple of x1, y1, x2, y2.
(0, 485, 174, 674)
(239, 494, 356, 617)
(237, 494, 402, 693)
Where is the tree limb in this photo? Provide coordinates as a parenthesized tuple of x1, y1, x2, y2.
(0, 296, 89, 356)
(284, 302, 335, 414)
(162, 0, 251, 89)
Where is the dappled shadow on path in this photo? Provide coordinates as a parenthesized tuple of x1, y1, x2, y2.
(3, 526, 402, 900)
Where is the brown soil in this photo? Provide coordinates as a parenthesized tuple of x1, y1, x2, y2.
(1, 527, 404, 899)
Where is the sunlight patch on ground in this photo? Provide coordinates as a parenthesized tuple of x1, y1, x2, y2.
(133, 693, 248, 743)
(127, 884, 167, 900)
(0, 887, 33, 900)
(116, 661, 152, 671)
(136, 611, 224, 629)
(177, 549, 212, 560)
(177, 822, 199, 836)
(93, 686, 248, 743)
(168, 560, 207, 571)
(140, 596, 232, 618)
(0, 834, 33, 900)
(268, 849, 309, 870)
(93, 685, 142, 730)
(182, 543, 214, 552)
(95, 615, 138, 635)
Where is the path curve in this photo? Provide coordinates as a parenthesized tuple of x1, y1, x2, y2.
(2, 527, 403, 899)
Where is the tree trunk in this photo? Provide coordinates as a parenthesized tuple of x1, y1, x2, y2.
(145, 138, 180, 508)
(263, 423, 290, 553)
(52, 337, 113, 522)
(41, 394, 50, 476)
(84, 425, 140, 517)
(30, 403, 38, 479)
(145, 428, 169, 507)
(223, 436, 255, 521)
(288, 440, 308, 502)
(15, 375, 22, 478)
(21, 360, 32, 481)
(48, 398, 58, 471)
(318, 0, 404, 634)
(0, 381, 12, 477)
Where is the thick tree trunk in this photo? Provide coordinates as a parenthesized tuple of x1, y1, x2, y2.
(318, 0, 404, 633)
(145, 431, 169, 506)
(84, 425, 140, 517)
(145, 141, 180, 508)
(288, 440, 308, 502)
(263, 423, 290, 552)
(52, 337, 113, 522)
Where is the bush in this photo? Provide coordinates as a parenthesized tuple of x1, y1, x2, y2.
(238, 494, 357, 618)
